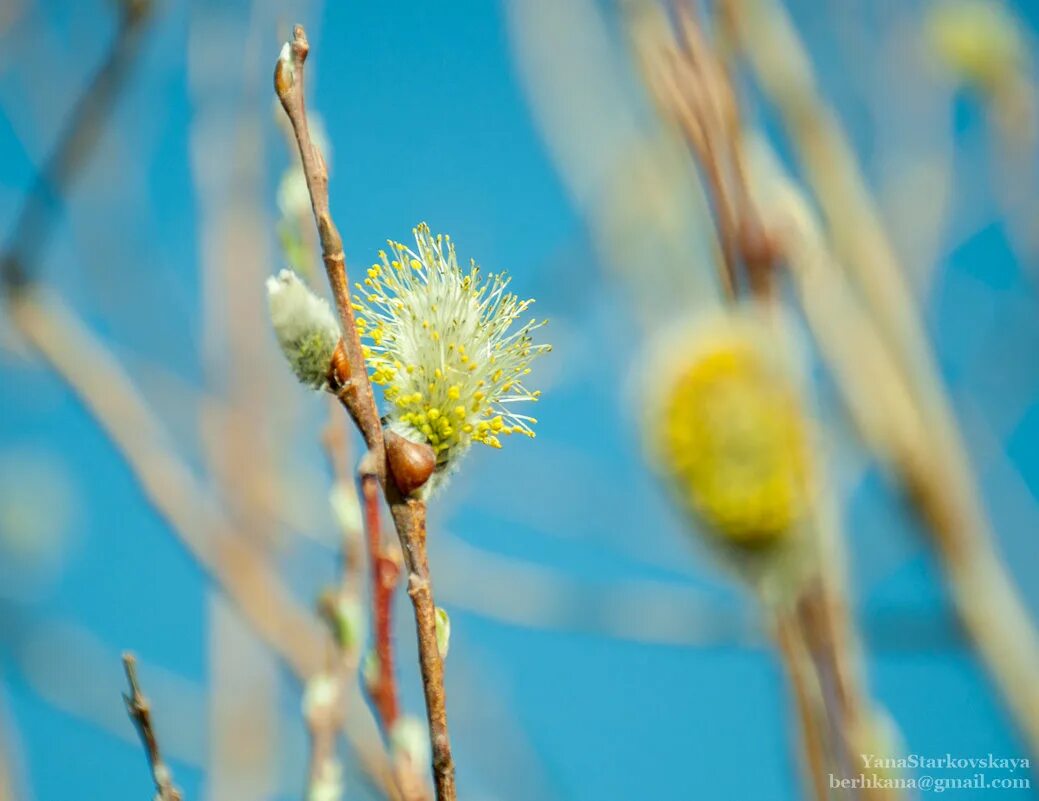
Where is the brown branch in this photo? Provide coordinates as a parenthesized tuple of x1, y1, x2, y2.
(796, 579, 898, 801)
(360, 453, 402, 734)
(275, 25, 456, 801)
(274, 27, 381, 450)
(640, 35, 738, 298)
(634, 3, 778, 301)
(389, 501, 456, 801)
(122, 653, 183, 801)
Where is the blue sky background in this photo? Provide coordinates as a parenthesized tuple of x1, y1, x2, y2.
(2, 1, 1039, 799)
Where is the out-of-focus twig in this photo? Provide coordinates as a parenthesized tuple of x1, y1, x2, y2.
(12, 291, 324, 676)
(773, 609, 829, 801)
(1, 6, 399, 795)
(726, 0, 1039, 757)
(275, 26, 456, 801)
(1, 0, 152, 291)
(122, 653, 183, 801)
(631, 0, 776, 300)
(305, 411, 391, 801)
(0, 695, 18, 801)
(8, 293, 398, 793)
(631, 10, 895, 799)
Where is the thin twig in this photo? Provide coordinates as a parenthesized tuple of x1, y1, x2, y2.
(360, 452, 402, 735)
(633, 2, 777, 301)
(388, 501, 456, 801)
(273, 28, 381, 449)
(303, 412, 377, 801)
(122, 653, 183, 801)
(0, 695, 19, 801)
(275, 26, 456, 801)
(773, 609, 830, 801)
(637, 23, 738, 298)
(8, 293, 398, 794)
(1, 8, 399, 796)
(1, 0, 151, 291)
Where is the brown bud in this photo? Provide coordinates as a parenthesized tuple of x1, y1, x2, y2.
(385, 431, 436, 496)
(328, 339, 350, 390)
(738, 215, 781, 298)
(738, 215, 780, 273)
(273, 58, 294, 99)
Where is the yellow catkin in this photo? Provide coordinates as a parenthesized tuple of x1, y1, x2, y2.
(658, 337, 810, 546)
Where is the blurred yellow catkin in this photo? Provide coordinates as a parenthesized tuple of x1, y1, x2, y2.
(926, 0, 1024, 90)
(651, 314, 811, 546)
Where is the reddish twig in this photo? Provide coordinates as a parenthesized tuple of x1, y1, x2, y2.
(360, 452, 402, 734)
(122, 653, 183, 801)
(275, 25, 456, 801)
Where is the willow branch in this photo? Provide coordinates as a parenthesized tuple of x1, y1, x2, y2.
(635, 18, 737, 298)
(12, 292, 323, 676)
(0, 696, 18, 801)
(300, 413, 368, 801)
(122, 653, 183, 801)
(632, 12, 890, 795)
(632, 2, 776, 301)
(389, 501, 456, 801)
(359, 454, 402, 735)
(275, 25, 456, 801)
(273, 28, 381, 450)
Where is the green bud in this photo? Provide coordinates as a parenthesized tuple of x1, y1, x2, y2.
(434, 607, 451, 660)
